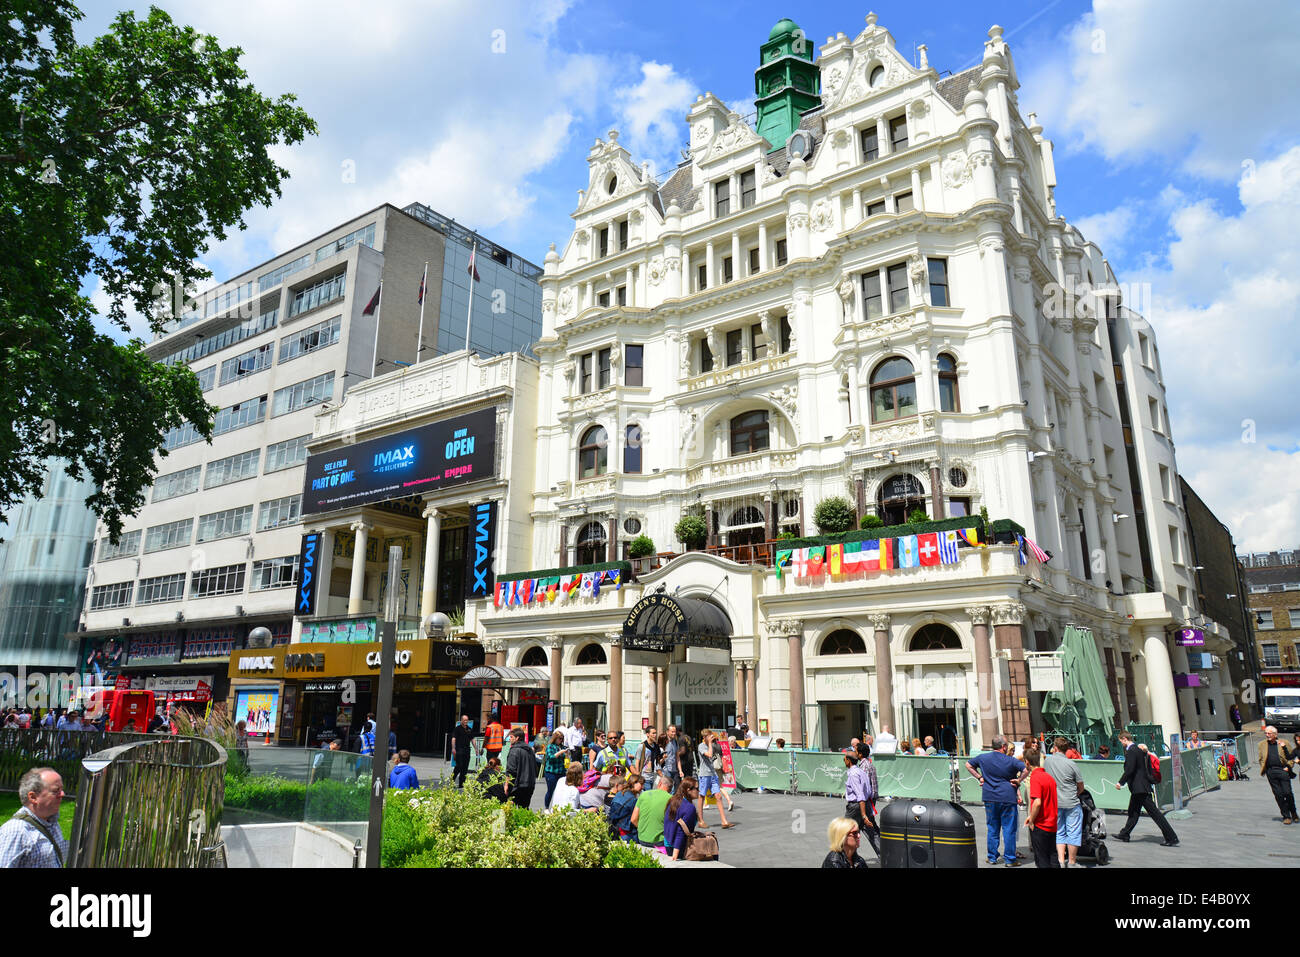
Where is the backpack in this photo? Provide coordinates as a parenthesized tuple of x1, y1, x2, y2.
(578, 768, 603, 793)
(1148, 751, 1162, 783)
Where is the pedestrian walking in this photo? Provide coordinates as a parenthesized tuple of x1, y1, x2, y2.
(634, 725, 661, 787)
(450, 714, 474, 788)
(821, 816, 869, 869)
(663, 725, 681, 791)
(676, 732, 695, 782)
(0, 768, 68, 868)
(542, 730, 568, 809)
(1230, 704, 1242, 732)
(966, 734, 1027, 866)
(851, 742, 882, 854)
(504, 728, 537, 809)
(1257, 725, 1296, 824)
(1045, 736, 1086, 866)
(388, 750, 419, 790)
(1115, 731, 1179, 846)
(1025, 749, 1059, 868)
(697, 731, 735, 827)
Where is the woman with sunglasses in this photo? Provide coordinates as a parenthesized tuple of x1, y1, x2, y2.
(822, 816, 868, 869)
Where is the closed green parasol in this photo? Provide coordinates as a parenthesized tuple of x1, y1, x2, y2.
(1041, 625, 1115, 738)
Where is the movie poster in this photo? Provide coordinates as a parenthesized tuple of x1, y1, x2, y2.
(234, 688, 280, 737)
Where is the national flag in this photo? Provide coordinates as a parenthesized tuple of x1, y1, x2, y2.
(792, 547, 808, 578)
(939, 530, 960, 565)
(518, 578, 533, 604)
(842, 541, 865, 571)
(861, 539, 880, 571)
(507, 580, 518, 606)
(1016, 534, 1027, 566)
(775, 550, 793, 579)
(467, 243, 481, 282)
(534, 578, 548, 603)
(1025, 535, 1050, 564)
(591, 572, 601, 597)
(545, 579, 559, 602)
(609, 568, 623, 590)
(362, 285, 381, 316)
(899, 535, 920, 568)
(417, 274, 426, 305)
(828, 543, 844, 576)
(494, 581, 505, 608)
(879, 538, 894, 570)
(578, 572, 594, 598)
(561, 575, 579, 599)
(807, 546, 826, 576)
(917, 532, 941, 567)
(958, 526, 982, 548)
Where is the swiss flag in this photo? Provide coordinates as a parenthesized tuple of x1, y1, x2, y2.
(918, 532, 941, 566)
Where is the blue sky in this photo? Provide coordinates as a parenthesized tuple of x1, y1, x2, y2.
(77, 0, 1300, 550)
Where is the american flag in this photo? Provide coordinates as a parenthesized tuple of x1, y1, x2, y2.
(1024, 535, 1050, 563)
(939, 530, 960, 564)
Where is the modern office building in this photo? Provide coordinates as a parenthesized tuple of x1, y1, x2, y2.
(79, 203, 541, 724)
(464, 15, 1241, 748)
(0, 458, 98, 708)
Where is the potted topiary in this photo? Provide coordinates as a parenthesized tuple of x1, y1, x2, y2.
(812, 496, 855, 535)
(674, 514, 707, 551)
(628, 534, 656, 573)
(907, 508, 929, 525)
(860, 514, 884, 530)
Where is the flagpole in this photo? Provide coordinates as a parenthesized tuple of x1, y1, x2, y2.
(463, 240, 476, 354)
(370, 279, 384, 375)
(415, 261, 429, 364)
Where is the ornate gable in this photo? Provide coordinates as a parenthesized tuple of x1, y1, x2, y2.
(695, 111, 765, 168)
(820, 13, 920, 115)
(575, 130, 651, 216)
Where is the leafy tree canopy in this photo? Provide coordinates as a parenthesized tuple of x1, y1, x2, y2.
(1, 2, 316, 539)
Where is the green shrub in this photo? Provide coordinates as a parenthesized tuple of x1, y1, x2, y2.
(860, 514, 884, 529)
(382, 795, 437, 867)
(399, 847, 446, 867)
(604, 842, 662, 868)
(506, 804, 539, 833)
(675, 514, 707, 550)
(813, 496, 854, 534)
(776, 531, 797, 540)
(628, 534, 656, 558)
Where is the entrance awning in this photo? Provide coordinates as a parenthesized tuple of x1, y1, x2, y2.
(622, 593, 732, 652)
(455, 665, 550, 690)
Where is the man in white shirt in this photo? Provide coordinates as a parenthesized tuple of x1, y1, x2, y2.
(873, 726, 898, 755)
(565, 718, 587, 760)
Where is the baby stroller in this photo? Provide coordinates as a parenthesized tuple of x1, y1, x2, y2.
(1077, 788, 1110, 865)
(1218, 742, 1247, 781)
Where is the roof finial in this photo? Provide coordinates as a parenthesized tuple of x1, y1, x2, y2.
(918, 44, 929, 69)
(866, 12, 878, 27)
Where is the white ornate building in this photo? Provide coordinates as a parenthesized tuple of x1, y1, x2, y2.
(464, 15, 1239, 748)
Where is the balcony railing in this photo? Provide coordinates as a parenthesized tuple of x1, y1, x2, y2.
(686, 351, 793, 390)
(686, 450, 797, 485)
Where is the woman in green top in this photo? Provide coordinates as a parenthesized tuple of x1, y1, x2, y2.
(543, 731, 568, 810)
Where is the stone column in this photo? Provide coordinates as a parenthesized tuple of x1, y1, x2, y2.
(347, 521, 371, 615)
(757, 221, 769, 271)
(1142, 625, 1180, 738)
(991, 601, 1031, 738)
(870, 613, 894, 736)
(929, 463, 944, 519)
(312, 527, 335, 617)
(735, 662, 746, 724)
(607, 517, 618, 564)
(559, 523, 569, 567)
(730, 231, 741, 284)
(547, 634, 563, 702)
(745, 660, 758, 730)
(705, 240, 715, 288)
(784, 621, 806, 746)
(966, 606, 997, 746)
(655, 667, 667, 729)
(910, 166, 924, 211)
(607, 633, 623, 734)
(419, 506, 441, 619)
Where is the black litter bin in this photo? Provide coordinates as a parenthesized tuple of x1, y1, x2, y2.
(879, 799, 978, 868)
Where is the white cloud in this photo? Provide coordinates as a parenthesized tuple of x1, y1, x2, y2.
(1072, 205, 1135, 258)
(1019, 0, 1300, 179)
(611, 61, 696, 179)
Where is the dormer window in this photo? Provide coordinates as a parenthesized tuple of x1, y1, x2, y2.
(740, 168, 756, 209)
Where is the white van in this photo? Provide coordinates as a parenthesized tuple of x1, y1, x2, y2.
(1263, 687, 1300, 732)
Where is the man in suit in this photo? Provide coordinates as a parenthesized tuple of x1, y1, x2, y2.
(1114, 731, 1179, 846)
(1257, 725, 1296, 824)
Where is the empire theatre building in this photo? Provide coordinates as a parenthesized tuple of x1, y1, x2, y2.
(227, 349, 534, 750)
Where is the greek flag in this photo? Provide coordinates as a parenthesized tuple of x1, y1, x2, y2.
(939, 530, 960, 564)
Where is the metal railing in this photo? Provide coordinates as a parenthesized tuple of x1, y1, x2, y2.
(68, 736, 228, 868)
(0, 728, 155, 793)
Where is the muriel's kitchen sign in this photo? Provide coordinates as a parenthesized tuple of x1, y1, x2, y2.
(669, 663, 734, 702)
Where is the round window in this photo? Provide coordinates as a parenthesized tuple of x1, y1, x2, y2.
(948, 467, 968, 488)
(869, 65, 886, 88)
(623, 517, 642, 535)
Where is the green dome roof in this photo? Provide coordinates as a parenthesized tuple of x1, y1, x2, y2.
(769, 17, 799, 40)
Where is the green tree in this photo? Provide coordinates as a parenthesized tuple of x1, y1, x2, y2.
(812, 496, 854, 535)
(674, 514, 707, 550)
(1, 3, 316, 538)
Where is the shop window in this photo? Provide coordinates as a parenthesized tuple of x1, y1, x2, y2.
(576, 642, 607, 665)
(909, 624, 961, 651)
(820, 630, 867, 655)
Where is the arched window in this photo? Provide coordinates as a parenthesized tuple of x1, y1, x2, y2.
(908, 623, 961, 651)
(730, 410, 770, 455)
(575, 522, 607, 565)
(870, 356, 916, 423)
(869, 65, 886, 88)
(727, 506, 764, 527)
(725, 505, 765, 548)
(578, 426, 608, 478)
(820, 629, 867, 655)
(576, 642, 607, 665)
(937, 353, 959, 412)
(877, 473, 926, 526)
(520, 646, 547, 667)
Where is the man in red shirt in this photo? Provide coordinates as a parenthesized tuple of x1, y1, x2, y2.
(1026, 749, 1060, 868)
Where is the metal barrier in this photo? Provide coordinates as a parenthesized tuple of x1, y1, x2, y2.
(68, 736, 228, 868)
(0, 728, 155, 793)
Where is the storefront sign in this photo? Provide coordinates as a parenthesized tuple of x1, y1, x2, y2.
(812, 669, 871, 702)
(1027, 657, 1065, 692)
(229, 643, 429, 680)
(284, 652, 327, 673)
(301, 407, 497, 515)
(668, 663, 733, 702)
(303, 681, 346, 693)
(295, 532, 322, 616)
(431, 641, 484, 673)
(465, 500, 498, 601)
(569, 678, 606, 701)
(365, 649, 412, 668)
(237, 655, 278, 673)
(1175, 627, 1205, 647)
(145, 675, 214, 702)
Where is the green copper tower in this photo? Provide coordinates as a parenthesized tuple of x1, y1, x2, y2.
(754, 17, 821, 151)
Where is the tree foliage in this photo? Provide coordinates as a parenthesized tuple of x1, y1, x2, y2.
(1, 3, 316, 538)
(813, 496, 855, 534)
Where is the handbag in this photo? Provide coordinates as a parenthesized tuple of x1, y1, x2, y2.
(679, 820, 719, 861)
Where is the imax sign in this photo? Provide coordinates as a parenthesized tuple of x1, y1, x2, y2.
(237, 656, 275, 672)
(373, 445, 415, 467)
